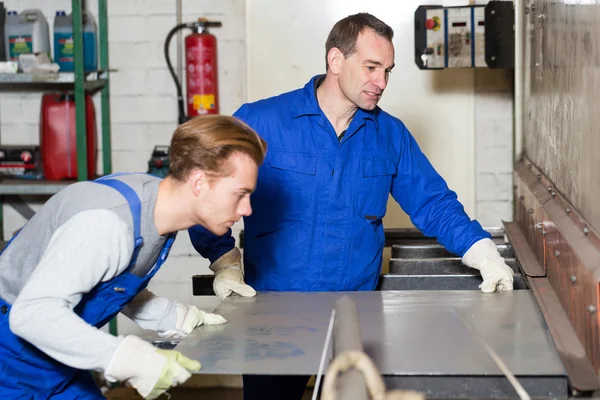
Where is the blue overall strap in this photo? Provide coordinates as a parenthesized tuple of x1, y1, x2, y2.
(93, 178, 144, 265)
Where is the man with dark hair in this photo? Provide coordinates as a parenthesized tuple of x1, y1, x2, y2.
(0, 115, 267, 399)
(190, 13, 514, 400)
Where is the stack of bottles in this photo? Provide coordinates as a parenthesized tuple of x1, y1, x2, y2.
(2, 8, 99, 181)
(3, 8, 97, 71)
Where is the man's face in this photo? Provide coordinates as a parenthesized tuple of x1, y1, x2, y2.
(337, 29, 395, 110)
(196, 152, 258, 236)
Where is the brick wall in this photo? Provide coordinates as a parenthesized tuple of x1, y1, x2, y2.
(474, 69, 514, 227)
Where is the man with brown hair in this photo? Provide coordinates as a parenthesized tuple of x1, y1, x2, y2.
(0, 115, 267, 399)
(190, 13, 514, 400)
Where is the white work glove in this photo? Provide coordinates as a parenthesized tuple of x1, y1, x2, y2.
(209, 248, 257, 301)
(104, 335, 201, 399)
(159, 302, 227, 339)
(462, 238, 514, 293)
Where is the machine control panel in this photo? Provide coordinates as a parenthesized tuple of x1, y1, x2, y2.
(414, 2, 514, 69)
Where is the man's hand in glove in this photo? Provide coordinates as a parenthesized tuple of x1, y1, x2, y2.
(462, 238, 514, 293)
(104, 335, 202, 399)
(159, 302, 227, 339)
(210, 248, 256, 301)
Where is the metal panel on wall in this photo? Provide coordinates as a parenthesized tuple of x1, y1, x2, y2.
(524, 0, 600, 233)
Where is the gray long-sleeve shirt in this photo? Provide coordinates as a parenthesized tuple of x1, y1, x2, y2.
(0, 174, 178, 372)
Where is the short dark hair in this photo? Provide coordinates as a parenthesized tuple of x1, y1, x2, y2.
(325, 13, 394, 70)
(169, 115, 267, 182)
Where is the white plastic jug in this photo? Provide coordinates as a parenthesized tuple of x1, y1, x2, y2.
(3, 11, 19, 61)
(5, 9, 50, 62)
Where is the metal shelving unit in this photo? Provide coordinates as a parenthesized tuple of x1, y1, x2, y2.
(0, 0, 115, 335)
(0, 0, 112, 228)
(0, 70, 108, 92)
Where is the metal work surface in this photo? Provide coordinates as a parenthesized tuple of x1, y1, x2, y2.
(181, 291, 564, 378)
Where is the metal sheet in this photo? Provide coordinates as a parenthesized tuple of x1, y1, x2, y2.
(178, 291, 565, 378)
(388, 258, 517, 275)
(383, 228, 506, 247)
(375, 274, 529, 291)
(391, 244, 513, 259)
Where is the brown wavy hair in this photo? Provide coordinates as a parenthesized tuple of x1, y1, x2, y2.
(168, 115, 267, 181)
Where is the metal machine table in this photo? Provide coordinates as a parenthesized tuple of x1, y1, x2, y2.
(173, 290, 567, 399)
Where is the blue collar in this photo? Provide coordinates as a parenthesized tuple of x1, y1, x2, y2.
(292, 75, 380, 130)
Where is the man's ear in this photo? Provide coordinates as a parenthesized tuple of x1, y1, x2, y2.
(189, 170, 207, 196)
(328, 47, 344, 75)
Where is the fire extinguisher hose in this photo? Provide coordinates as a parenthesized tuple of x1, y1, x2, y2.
(164, 23, 193, 124)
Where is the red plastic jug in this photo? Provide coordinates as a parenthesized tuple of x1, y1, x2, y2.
(40, 93, 97, 180)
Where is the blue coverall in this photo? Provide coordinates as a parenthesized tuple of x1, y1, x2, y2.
(189, 75, 490, 292)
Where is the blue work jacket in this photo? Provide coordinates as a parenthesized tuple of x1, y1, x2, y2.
(189, 75, 490, 291)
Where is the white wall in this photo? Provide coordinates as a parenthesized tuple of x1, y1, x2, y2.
(474, 69, 514, 227)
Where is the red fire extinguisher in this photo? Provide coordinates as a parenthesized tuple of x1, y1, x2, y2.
(165, 18, 222, 124)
